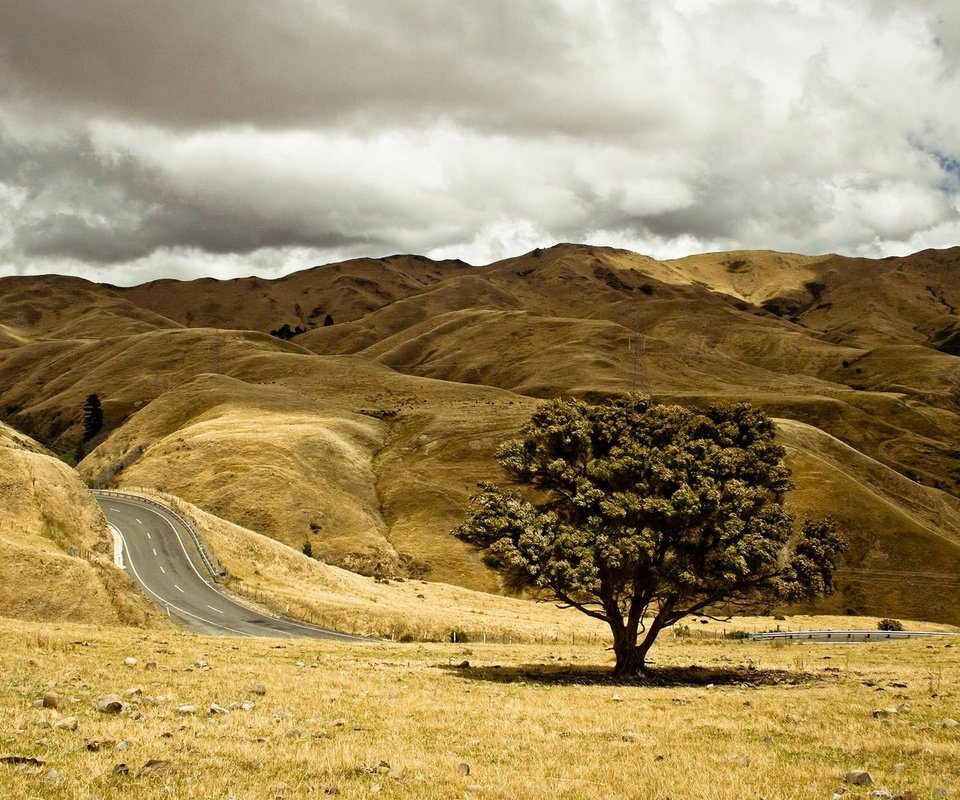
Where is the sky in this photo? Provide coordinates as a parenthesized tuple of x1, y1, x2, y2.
(1, 0, 960, 285)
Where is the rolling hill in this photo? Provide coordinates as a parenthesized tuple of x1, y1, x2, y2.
(2, 243, 959, 624)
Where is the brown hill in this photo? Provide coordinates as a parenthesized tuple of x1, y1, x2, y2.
(2, 243, 960, 624)
(0, 421, 158, 625)
(0, 275, 180, 341)
(119, 254, 474, 332)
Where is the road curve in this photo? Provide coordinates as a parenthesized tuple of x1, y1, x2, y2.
(96, 491, 366, 641)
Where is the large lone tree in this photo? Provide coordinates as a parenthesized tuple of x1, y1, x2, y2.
(454, 396, 845, 676)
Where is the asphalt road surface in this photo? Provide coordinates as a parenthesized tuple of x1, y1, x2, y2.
(96, 492, 365, 641)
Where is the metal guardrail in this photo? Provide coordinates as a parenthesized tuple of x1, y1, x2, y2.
(91, 489, 225, 581)
(749, 630, 957, 642)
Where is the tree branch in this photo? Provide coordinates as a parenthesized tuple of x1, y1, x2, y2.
(552, 589, 609, 623)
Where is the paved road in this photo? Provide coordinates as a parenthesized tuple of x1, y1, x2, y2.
(95, 492, 365, 641)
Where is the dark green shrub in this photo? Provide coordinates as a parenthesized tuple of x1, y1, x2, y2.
(878, 618, 904, 632)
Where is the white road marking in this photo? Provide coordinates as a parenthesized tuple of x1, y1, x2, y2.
(159, 565, 166, 574)
(206, 605, 225, 615)
(104, 510, 250, 636)
(107, 523, 125, 570)
(175, 584, 184, 593)
(136, 518, 142, 524)
(152, 547, 157, 556)
(147, 531, 152, 540)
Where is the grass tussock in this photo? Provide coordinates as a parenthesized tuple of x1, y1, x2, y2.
(0, 616, 958, 800)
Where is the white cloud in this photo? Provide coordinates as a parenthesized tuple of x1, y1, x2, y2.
(1, 0, 959, 280)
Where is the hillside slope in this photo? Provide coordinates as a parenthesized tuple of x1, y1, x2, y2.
(2, 243, 959, 624)
(0, 421, 157, 625)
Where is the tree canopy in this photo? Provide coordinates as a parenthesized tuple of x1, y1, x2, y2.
(454, 395, 845, 675)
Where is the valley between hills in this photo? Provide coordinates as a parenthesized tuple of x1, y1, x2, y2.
(3, 243, 960, 630)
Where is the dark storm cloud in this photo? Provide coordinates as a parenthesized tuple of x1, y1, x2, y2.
(0, 0, 666, 140)
(0, 131, 375, 264)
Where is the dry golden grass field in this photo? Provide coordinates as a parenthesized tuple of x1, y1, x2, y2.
(1, 615, 958, 800)
(1, 243, 960, 799)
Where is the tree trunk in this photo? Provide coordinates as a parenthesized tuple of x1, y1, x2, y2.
(611, 625, 644, 677)
(611, 621, 662, 677)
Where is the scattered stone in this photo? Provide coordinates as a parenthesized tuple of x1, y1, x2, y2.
(0, 755, 44, 766)
(175, 704, 197, 716)
(730, 754, 751, 767)
(870, 790, 894, 799)
(898, 792, 918, 800)
(195, 659, 209, 670)
(269, 781, 289, 797)
(209, 703, 229, 715)
(137, 759, 174, 777)
(872, 708, 898, 718)
(897, 703, 911, 713)
(784, 714, 802, 725)
(96, 695, 124, 714)
(458, 762, 471, 776)
(54, 716, 79, 731)
(86, 737, 116, 751)
(830, 788, 846, 800)
(116, 741, 128, 752)
(621, 731, 639, 743)
(388, 764, 405, 780)
(942, 718, 958, 729)
(44, 768, 61, 784)
(240, 701, 255, 711)
(109, 763, 129, 777)
(611, 694, 624, 702)
(456, 660, 471, 669)
(144, 662, 157, 671)
(893, 763, 905, 773)
(123, 687, 143, 698)
(332, 719, 347, 728)
(932, 789, 948, 799)
(846, 770, 874, 786)
(124, 657, 137, 667)
(42, 693, 62, 709)
(35, 720, 51, 729)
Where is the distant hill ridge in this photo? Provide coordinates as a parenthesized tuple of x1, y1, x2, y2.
(1, 243, 959, 624)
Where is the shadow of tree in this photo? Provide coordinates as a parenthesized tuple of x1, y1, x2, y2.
(437, 661, 816, 688)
